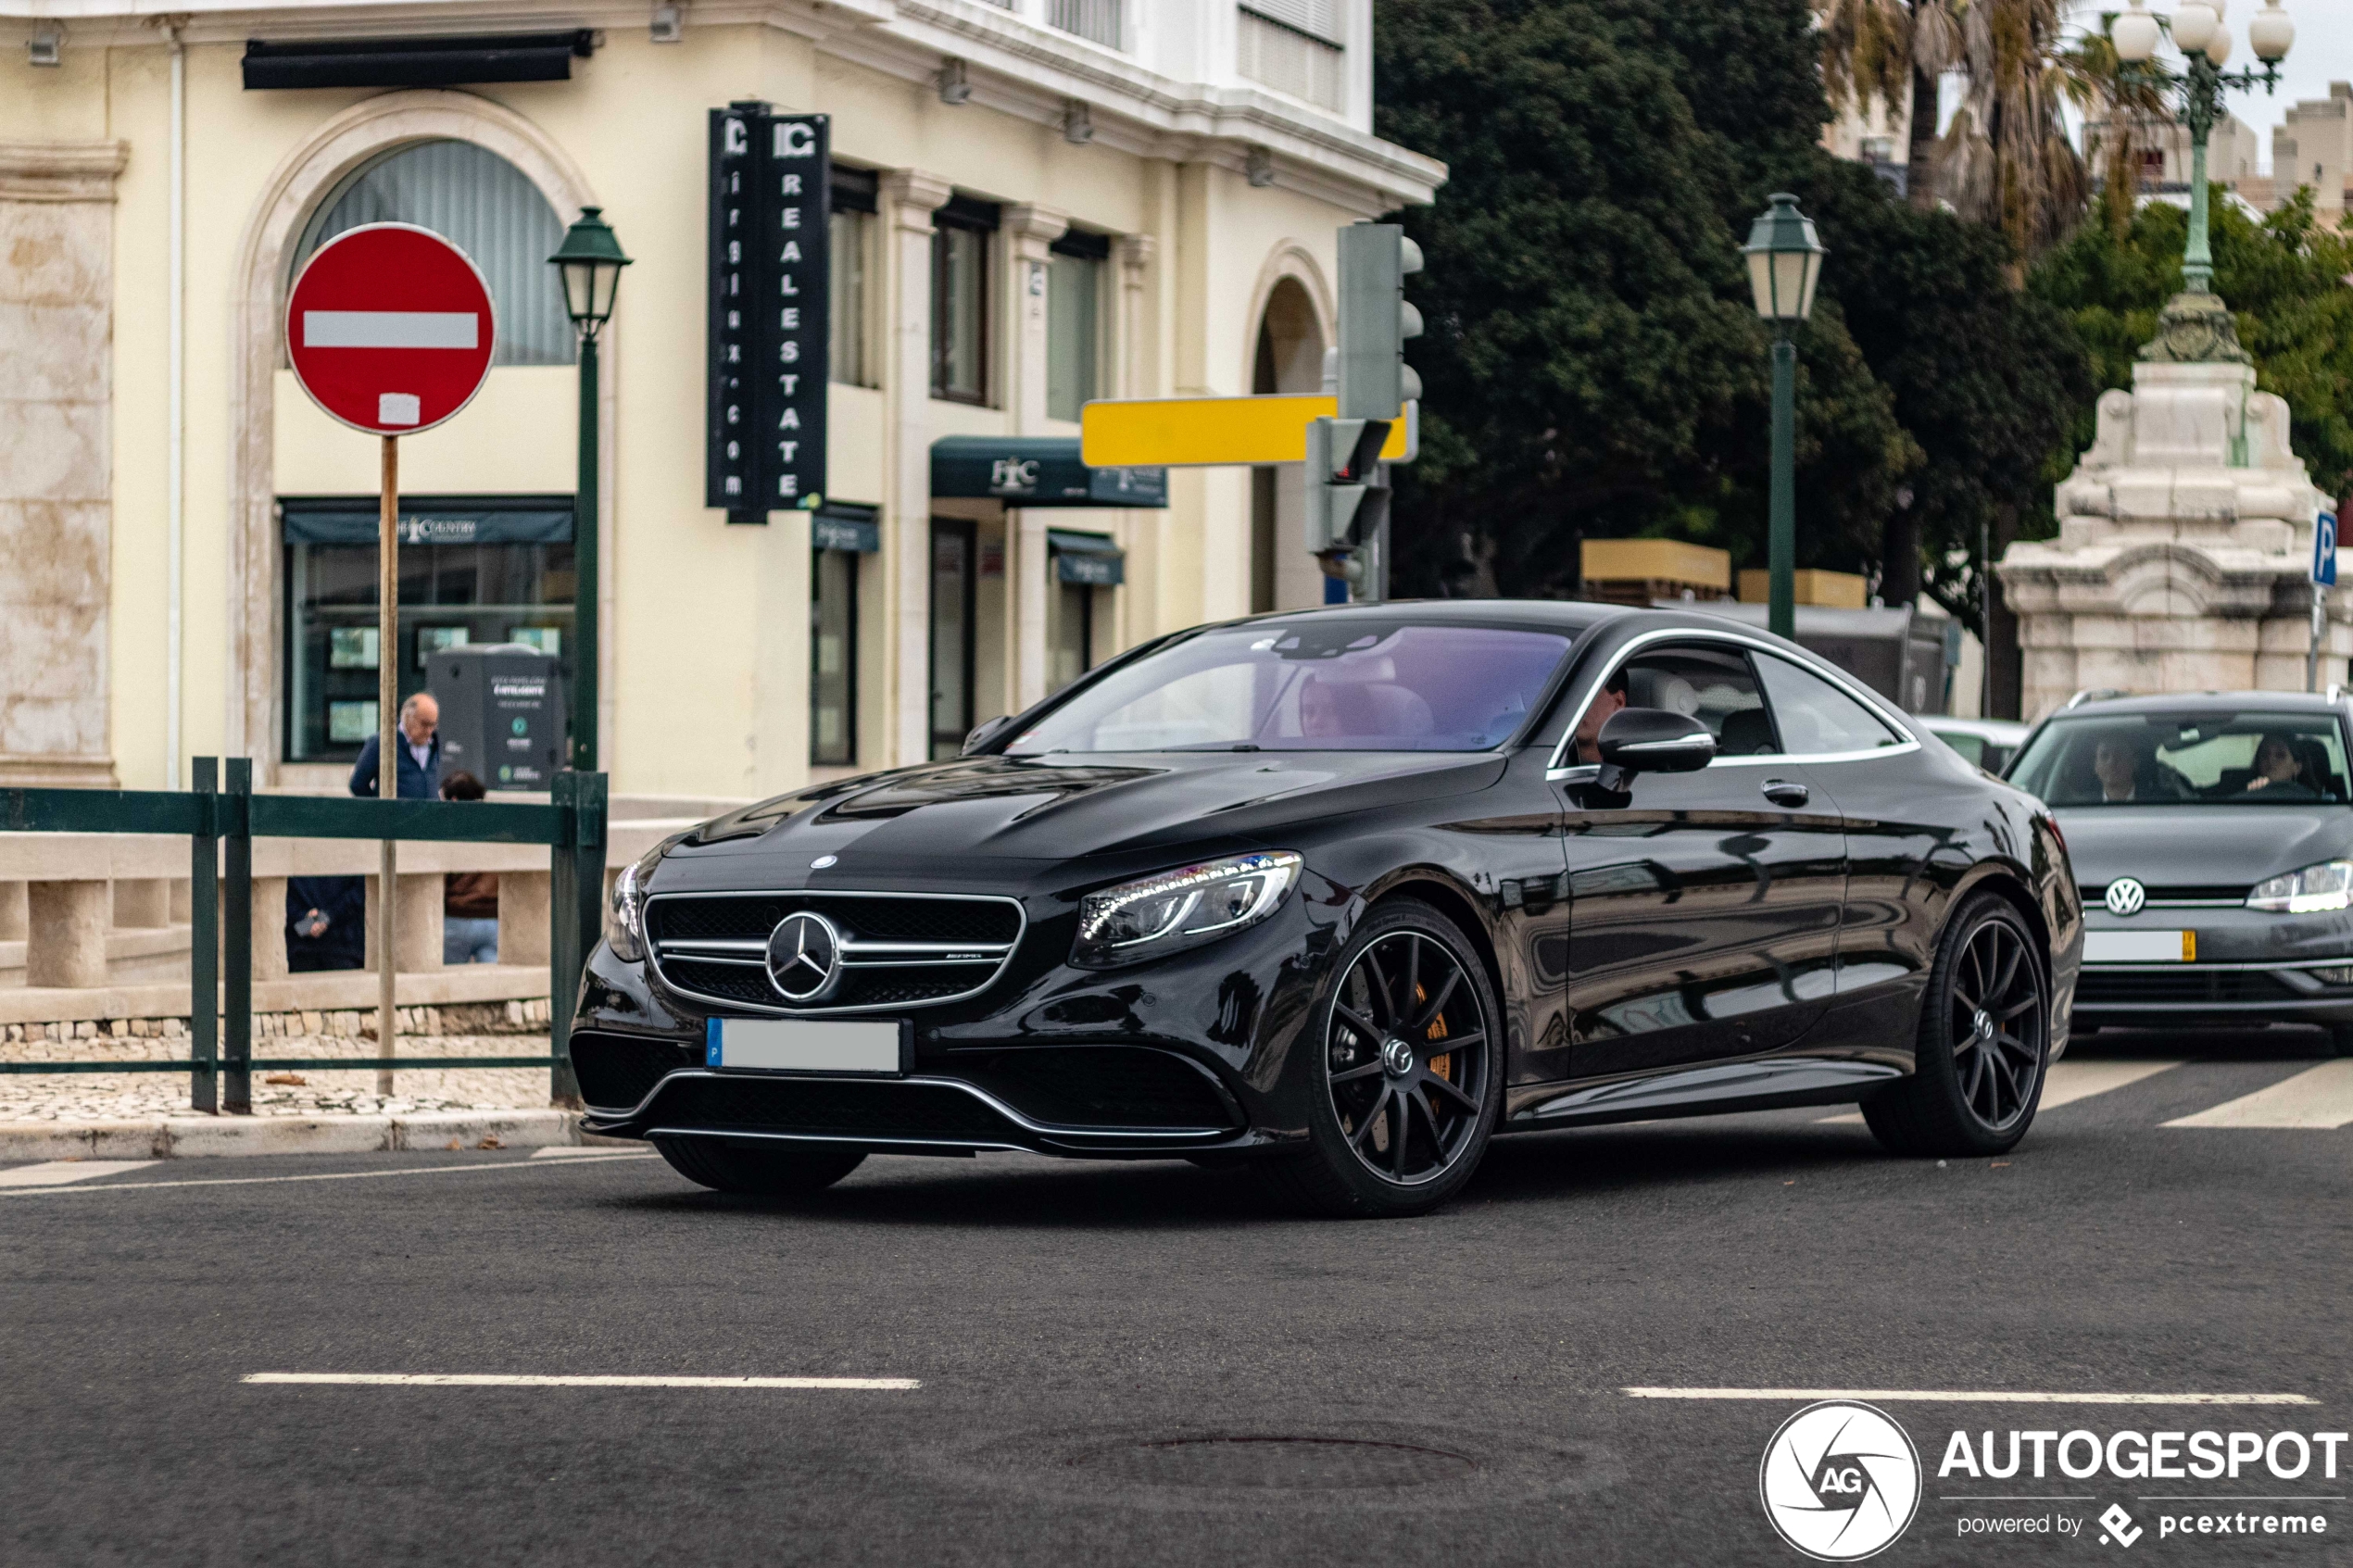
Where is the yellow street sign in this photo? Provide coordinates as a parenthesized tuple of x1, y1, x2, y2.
(1080, 395, 1414, 469)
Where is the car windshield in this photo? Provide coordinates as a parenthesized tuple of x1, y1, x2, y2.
(2007, 710, 2353, 806)
(1002, 621, 1573, 754)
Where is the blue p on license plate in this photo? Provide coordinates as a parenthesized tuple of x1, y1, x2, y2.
(706, 1017, 902, 1075)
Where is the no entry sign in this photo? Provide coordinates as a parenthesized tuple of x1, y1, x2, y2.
(286, 222, 497, 434)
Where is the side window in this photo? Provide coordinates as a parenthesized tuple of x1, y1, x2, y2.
(1617, 645, 1780, 757)
(1755, 654, 1903, 756)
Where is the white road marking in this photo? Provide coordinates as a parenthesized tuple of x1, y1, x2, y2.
(245, 1373, 918, 1390)
(1818, 1059, 2185, 1124)
(1624, 1387, 2316, 1405)
(530, 1145, 642, 1159)
(302, 310, 478, 349)
(2164, 1059, 2353, 1129)
(0, 1160, 157, 1188)
(0, 1151, 657, 1197)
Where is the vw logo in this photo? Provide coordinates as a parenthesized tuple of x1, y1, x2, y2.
(765, 910, 844, 1004)
(2104, 877, 2147, 917)
(1759, 1401, 1921, 1561)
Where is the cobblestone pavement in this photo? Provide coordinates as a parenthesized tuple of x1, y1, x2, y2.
(0, 1037, 549, 1121)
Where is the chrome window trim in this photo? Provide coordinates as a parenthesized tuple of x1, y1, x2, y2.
(1542, 625, 1919, 782)
(643, 888, 1027, 1016)
(618, 1068, 1229, 1138)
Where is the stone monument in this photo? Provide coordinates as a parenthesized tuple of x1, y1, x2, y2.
(1998, 288, 2342, 720)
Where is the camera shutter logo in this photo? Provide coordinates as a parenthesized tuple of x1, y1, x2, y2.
(765, 911, 844, 1003)
(2105, 878, 2147, 917)
(1758, 1401, 1921, 1561)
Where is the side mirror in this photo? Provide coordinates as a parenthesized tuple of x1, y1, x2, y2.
(961, 714, 1017, 756)
(1594, 708, 1717, 792)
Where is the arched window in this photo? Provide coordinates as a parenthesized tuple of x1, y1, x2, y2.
(294, 140, 573, 366)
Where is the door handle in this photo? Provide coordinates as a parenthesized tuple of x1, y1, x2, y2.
(1761, 778, 1810, 809)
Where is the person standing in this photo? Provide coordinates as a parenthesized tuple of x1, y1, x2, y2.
(351, 691, 442, 800)
(438, 770, 500, 964)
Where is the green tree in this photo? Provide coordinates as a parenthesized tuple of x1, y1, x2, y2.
(2031, 188, 2353, 503)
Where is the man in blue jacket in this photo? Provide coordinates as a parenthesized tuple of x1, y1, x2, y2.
(350, 691, 442, 800)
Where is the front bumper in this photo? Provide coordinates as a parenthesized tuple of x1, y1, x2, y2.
(570, 884, 1344, 1158)
(2075, 907, 2353, 1023)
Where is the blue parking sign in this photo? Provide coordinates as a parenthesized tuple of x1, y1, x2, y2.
(2316, 511, 2338, 587)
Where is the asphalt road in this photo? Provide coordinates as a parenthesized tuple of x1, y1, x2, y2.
(4, 1027, 2348, 1567)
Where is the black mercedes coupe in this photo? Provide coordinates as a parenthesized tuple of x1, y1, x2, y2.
(571, 601, 2081, 1217)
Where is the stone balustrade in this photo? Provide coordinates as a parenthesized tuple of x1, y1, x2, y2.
(0, 813, 700, 1023)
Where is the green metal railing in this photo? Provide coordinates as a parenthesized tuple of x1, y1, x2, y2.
(0, 759, 606, 1112)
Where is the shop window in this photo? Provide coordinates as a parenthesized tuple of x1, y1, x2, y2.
(932, 197, 997, 404)
(831, 166, 877, 389)
(281, 496, 574, 762)
(1048, 231, 1107, 422)
(294, 140, 573, 367)
(812, 506, 877, 766)
(929, 519, 978, 758)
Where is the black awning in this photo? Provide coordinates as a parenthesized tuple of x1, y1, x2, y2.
(929, 437, 1166, 509)
(812, 504, 881, 553)
(242, 31, 595, 91)
(1049, 529, 1125, 586)
(279, 495, 575, 546)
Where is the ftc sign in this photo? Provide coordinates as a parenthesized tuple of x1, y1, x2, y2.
(706, 102, 830, 519)
(2315, 509, 2338, 587)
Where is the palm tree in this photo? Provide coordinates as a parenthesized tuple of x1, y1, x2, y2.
(1815, 0, 1963, 211)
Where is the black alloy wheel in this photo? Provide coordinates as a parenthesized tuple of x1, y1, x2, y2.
(653, 1136, 866, 1197)
(1863, 892, 2049, 1158)
(1269, 898, 1502, 1218)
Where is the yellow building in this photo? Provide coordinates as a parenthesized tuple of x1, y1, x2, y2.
(0, 0, 1443, 797)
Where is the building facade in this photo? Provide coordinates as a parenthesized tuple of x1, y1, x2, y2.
(0, 0, 1443, 797)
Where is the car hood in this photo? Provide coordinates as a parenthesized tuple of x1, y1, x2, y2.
(2054, 805, 2353, 889)
(659, 750, 1505, 884)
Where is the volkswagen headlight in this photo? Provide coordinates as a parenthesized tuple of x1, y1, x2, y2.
(2246, 859, 2353, 913)
(604, 834, 683, 960)
(1072, 851, 1302, 970)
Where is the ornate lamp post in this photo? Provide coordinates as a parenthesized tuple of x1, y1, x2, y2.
(547, 207, 632, 771)
(2112, 0, 2294, 358)
(1740, 193, 1826, 641)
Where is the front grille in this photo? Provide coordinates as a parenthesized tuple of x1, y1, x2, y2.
(646, 890, 1025, 1015)
(956, 1047, 1241, 1131)
(643, 1074, 1012, 1140)
(571, 1032, 700, 1112)
(2075, 969, 2299, 1006)
(2080, 884, 2251, 904)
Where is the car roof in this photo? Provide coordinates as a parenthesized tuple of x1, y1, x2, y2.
(2053, 690, 2351, 716)
(1219, 598, 1627, 635)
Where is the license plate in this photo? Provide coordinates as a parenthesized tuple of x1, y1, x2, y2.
(706, 1017, 903, 1075)
(2083, 930, 2195, 963)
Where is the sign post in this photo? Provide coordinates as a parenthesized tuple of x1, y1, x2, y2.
(286, 222, 495, 1091)
(2311, 508, 2337, 693)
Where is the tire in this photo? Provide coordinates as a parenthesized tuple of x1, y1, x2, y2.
(1265, 898, 1504, 1218)
(654, 1136, 866, 1196)
(2329, 1024, 2353, 1059)
(1864, 892, 2050, 1158)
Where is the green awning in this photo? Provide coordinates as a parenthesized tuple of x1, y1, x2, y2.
(1049, 529, 1124, 586)
(929, 437, 1166, 508)
(811, 503, 880, 553)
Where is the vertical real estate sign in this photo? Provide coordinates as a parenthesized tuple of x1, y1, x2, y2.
(707, 103, 829, 521)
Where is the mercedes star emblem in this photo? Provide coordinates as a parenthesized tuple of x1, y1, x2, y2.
(2104, 878, 2147, 917)
(765, 910, 845, 1003)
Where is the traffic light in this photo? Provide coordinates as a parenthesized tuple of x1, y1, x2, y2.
(1304, 414, 1391, 578)
(1336, 222, 1424, 420)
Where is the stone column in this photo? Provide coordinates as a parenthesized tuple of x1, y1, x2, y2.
(881, 170, 954, 769)
(396, 872, 443, 973)
(1111, 234, 1158, 655)
(1005, 204, 1067, 712)
(0, 141, 129, 787)
(113, 877, 170, 928)
(497, 870, 551, 967)
(0, 881, 26, 941)
(248, 875, 289, 982)
(26, 879, 108, 988)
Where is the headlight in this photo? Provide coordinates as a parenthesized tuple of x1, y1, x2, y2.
(1071, 851, 1302, 970)
(2247, 859, 2353, 913)
(604, 834, 683, 960)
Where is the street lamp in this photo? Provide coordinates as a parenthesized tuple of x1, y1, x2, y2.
(1741, 192, 1825, 641)
(548, 207, 631, 772)
(2113, 0, 2293, 301)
